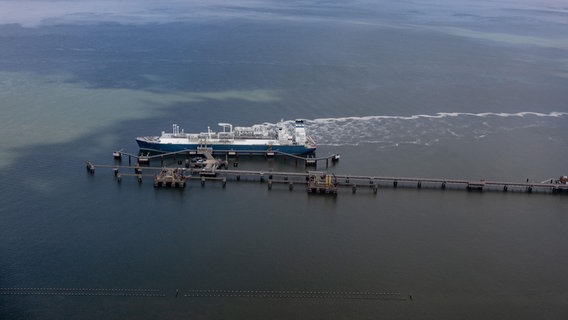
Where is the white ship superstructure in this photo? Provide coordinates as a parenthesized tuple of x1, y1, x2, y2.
(136, 120, 317, 155)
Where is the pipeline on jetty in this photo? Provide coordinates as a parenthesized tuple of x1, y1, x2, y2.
(86, 160, 568, 195)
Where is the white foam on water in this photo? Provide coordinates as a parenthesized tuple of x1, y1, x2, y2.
(308, 111, 567, 122)
(261, 112, 567, 147)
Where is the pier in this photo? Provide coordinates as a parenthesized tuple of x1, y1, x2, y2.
(84, 148, 568, 195)
(86, 160, 568, 195)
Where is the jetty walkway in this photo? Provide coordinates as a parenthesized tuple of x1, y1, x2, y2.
(86, 161, 568, 195)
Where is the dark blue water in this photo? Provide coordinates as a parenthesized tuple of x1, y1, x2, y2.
(1, 1, 568, 319)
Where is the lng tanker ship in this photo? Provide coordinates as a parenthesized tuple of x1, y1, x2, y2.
(136, 120, 317, 155)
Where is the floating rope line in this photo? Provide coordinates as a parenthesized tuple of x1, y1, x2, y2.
(0, 288, 165, 297)
(182, 289, 406, 300)
(1, 288, 409, 300)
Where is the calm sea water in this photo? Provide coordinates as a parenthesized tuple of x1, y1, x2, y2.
(1, 1, 568, 319)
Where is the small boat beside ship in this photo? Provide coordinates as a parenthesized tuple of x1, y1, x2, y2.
(136, 120, 317, 155)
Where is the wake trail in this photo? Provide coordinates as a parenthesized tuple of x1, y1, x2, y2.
(260, 111, 567, 147)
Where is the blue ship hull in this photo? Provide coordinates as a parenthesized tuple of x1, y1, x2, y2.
(136, 139, 316, 155)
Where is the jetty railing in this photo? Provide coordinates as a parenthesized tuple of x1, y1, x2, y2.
(86, 161, 568, 195)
